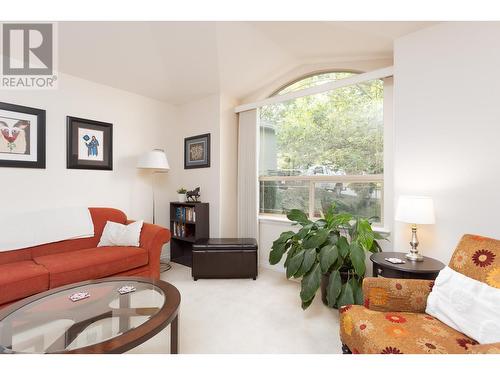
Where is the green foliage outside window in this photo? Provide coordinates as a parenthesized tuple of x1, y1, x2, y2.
(259, 75, 384, 220)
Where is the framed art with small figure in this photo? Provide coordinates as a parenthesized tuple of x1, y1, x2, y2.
(0, 101, 46, 169)
(67, 116, 113, 170)
(184, 133, 210, 169)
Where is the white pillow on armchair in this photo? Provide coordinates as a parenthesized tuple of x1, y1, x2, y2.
(98, 220, 144, 247)
(426, 266, 500, 344)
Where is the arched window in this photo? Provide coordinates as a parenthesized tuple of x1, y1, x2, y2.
(270, 71, 358, 96)
(259, 71, 384, 223)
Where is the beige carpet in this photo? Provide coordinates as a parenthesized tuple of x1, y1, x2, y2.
(129, 263, 342, 354)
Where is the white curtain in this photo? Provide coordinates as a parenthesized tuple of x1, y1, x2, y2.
(237, 109, 259, 239)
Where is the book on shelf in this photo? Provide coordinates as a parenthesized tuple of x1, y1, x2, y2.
(175, 206, 196, 222)
(173, 221, 192, 238)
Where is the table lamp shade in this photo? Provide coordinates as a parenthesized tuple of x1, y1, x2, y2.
(137, 149, 170, 171)
(395, 195, 435, 224)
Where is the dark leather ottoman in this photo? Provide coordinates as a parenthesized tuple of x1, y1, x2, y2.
(192, 238, 258, 280)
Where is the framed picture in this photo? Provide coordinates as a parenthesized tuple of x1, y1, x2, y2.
(184, 133, 210, 169)
(67, 116, 113, 170)
(0, 102, 46, 169)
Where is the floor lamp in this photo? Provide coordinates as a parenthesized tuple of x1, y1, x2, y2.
(137, 149, 171, 272)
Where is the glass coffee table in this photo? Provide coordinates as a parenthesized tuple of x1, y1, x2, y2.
(0, 277, 180, 354)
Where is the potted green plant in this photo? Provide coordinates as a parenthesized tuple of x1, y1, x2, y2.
(177, 187, 187, 203)
(269, 205, 388, 310)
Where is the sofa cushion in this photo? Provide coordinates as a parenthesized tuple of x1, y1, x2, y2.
(33, 246, 148, 288)
(0, 261, 49, 305)
(340, 304, 478, 354)
(29, 208, 128, 259)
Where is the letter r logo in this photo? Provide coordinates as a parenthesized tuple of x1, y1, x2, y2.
(2, 23, 53, 75)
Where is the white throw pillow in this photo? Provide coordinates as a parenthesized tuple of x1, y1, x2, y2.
(426, 266, 500, 344)
(97, 220, 144, 247)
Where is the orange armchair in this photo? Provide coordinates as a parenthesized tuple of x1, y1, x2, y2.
(339, 234, 500, 354)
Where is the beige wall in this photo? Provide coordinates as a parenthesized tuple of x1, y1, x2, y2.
(393, 22, 500, 264)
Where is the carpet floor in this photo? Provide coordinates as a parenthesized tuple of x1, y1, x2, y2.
(129, 263, 342, 354)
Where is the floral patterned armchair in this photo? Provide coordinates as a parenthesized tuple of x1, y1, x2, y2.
(339, 234, 500, 354)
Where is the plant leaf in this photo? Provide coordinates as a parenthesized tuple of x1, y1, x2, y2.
(374, 231, 390, 240)
(283, 243, 298, 267)
(269, 231, 295, 264)
(296, 248, 317, 277)
(296, 223, 313, 239)
(369, 240, 382, 254)
(300, 263, 322, 303)
(303, 228, 329, 249)
(301, 295, 315, 310)
(349, 278, 364, 305)
(357, 219, 374, 252)
(326, 270, 342, 307)
(319, 244, 339, 273)
(269, 242, 286, 265)
(328, 232, 339, 245)
(287, 209, 310, 225)
(337, 282, 355, 308)
(331, 213, 353, 228)
(286, 249, 305, 279)
(315, 219, 327, 228)
(349, 242, 366, 277)
(337, 236, 349, 258)
(324, 204, 336, 225)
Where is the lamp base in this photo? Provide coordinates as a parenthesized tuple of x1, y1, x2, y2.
(405, 252, 424, 262)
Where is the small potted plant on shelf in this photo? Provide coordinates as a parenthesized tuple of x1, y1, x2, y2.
(269, 205, 388, 310)
(177, 187, 187, 203)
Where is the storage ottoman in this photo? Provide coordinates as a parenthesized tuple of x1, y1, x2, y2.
(192, 238, 258, 280)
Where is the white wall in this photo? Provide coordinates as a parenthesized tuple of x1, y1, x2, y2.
(169, 94, 221, 238)
(393, 22, 500, 264)
(0, 73, 239, 258)
(0, 73, 176, 232)
(164, 93, 239, 240)
(219, 94, 238, 237)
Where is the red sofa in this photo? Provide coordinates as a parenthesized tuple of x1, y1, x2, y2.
(0, 208, 170, 309)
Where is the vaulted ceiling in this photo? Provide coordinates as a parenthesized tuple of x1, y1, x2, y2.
(58, 21, 436, 104)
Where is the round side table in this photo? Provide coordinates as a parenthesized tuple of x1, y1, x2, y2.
(370, 252, 445, 280)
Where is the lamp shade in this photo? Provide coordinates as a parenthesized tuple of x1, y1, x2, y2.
(137, 149, 170, 171)
(395, 195, 435, 224)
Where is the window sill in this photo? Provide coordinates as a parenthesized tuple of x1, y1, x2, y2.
(258, 214, 390, 234)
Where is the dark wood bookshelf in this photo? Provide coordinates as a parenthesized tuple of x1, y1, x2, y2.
(169, 202, 209, 267)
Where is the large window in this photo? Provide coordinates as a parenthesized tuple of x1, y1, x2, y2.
(259, 72, 384, 223)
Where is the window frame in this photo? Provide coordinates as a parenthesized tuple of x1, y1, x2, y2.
(269, 69, 362, 97)
(259, 174, 384, 224)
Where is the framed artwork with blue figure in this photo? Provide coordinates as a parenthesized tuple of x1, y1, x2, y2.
(67, 116, 113, 170)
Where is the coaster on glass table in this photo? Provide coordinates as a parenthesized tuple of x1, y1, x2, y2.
(118, 285, 136, 295)
(69, 291, 90, 302)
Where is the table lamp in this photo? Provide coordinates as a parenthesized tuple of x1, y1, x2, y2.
(395, 195, 435, 262)
(137, 149, 170, 224)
